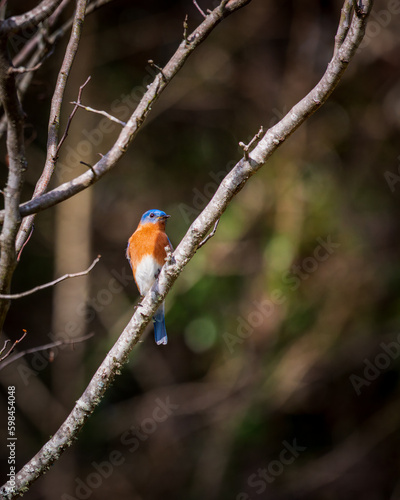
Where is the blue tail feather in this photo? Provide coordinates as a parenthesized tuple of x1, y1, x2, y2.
(153, 303, 167, 345)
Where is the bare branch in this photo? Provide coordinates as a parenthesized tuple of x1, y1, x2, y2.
(56, 75, 92, 157)
(193, 0, 207, 18)
(0, 329, 27, 362)
(334, 0, 353, 56)
(15, 0, 88, 256)
(10, 0, 110, 70)
(0, 27, 28, 330)
(0, 338, 9, 356)
(148, 59, 166, 81)
(0, 0, 106, 136)
(0, 0, 253, 225)
(0, 1, 373, 497)
(0, 255, 100, 300)
(70, 101, 127, 126)
(16, 223, 34, 261)
(183, 14, 189, 42)
(80, 160, 97, 177)
(0, 0, 63, 35)
(86, 0, 113, 14)
(0, 30, 55, 139)
(197, 219, 220, 249)
(8, 60, 44, 74)
(0, 332, 95, 371)
(10, 2, 67, 69)
(239, 126, 264, 160)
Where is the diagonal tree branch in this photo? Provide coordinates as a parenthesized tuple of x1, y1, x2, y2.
(0, 37, 27, 332)
(56, 75, 92, 157)
(0, 1, 373, 497)
(0, 0, 252, 225)
(0, 0, 63, 35)
(334, 0, 353, 56)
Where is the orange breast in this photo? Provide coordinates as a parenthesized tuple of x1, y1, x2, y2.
(127, 223, 170, 275)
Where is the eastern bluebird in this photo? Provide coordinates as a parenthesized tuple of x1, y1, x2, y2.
(126, 209, 173, 345)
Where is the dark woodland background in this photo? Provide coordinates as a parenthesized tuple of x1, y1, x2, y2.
(1, 0, 400, 498)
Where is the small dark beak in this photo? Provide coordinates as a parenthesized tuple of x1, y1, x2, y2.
(158, 214, 170, 220)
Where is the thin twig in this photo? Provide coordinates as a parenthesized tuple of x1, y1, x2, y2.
(239, 126, 264, 160)
(17, 223, 34, 262)
(0, 329, 28, 362)
(0, 338, 10, 355)
(148, 59, 166, 81)
(193, 0, 207, 18)
(0, 332, 95, 370)
(0, 255, 101, 300)
(70, 101, 127, 126)
(183, 14, 189, 42)
(9, 60, 44, 74)
(198, 219, 220, 249)
(56, 75, 92, 157)
(80, 160, 97, 177)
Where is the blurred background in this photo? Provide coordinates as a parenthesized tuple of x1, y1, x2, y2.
(1, 0, 400, 498)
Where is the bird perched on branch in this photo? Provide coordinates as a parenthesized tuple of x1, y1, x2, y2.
(126, 209, 173, 345)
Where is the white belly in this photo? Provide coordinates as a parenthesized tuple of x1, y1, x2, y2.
(135, 255, 161, 295)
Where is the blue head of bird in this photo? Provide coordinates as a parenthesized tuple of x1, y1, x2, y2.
(140, 209, 170, 229)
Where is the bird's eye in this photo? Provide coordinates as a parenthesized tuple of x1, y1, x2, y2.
(149, 213, 155, 218)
